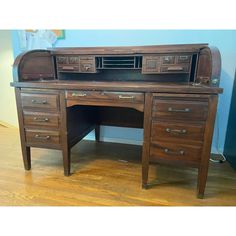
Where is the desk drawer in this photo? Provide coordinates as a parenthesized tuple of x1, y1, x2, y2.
(160, 65, 190, 73)
(150, 142, 202, 164)
(66, 91, 144, 103)
(79, 60, 96, 73)
(23, 111, 59, 128)
(25, 129, 60, 147)
(21, 92, 59, 111)
(152, 98, 208, 121)
(151, 121, 205, 143)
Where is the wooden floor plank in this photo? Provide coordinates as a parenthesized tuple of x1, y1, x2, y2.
(0, 126, 235, 206)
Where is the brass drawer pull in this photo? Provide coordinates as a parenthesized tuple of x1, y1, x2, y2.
(31, 99, 47, 104)
(33, 117, 49, 122)
(168, 107, 190, 112)
(118, 95, 134, 99)
(164, 148, 185, 155)
(71, 92, 87, 97)
(167, 66, 184, 71)
(179, 56, 189, 60)
(62, 66, 75, 70)
(166, 128, 187, 134)
(34, 134, 50, 140)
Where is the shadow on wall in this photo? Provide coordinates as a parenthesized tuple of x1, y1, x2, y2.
(212, 69, 234, 154)
(224, 68, 236, 170)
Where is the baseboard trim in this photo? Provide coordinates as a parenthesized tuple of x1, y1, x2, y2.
(0, 121, 17, 128)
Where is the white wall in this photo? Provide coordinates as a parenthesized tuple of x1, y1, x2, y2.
(0, 30, 18, 127)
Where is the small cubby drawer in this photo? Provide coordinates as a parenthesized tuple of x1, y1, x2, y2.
(176, 55, 191, 63)
(21, 92, 59, 111)
(23, 111, 59, 128)
(160, 65, 190, 73)
(161, 55, 175, 64)
(79, 60, 96, 73)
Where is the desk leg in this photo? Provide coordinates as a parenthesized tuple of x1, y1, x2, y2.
(60, 91, 71, 176)
(197, 165, 209, 199)
(142, 143, 149, 189)
(95, 125, 100, 142)
(196, 95, 218, 198)
(22, 145, 31, 170)
(62, 147, 71, 176)
(142, 93, 152, 189)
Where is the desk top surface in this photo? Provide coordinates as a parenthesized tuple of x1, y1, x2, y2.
(11, 81, 223, 94)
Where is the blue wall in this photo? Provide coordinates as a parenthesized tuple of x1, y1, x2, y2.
(12, 30, 236, 153)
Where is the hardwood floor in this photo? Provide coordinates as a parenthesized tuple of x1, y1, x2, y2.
(0, 126, 235, 206)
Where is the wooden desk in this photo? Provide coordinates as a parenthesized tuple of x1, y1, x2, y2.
(11, 44, 223, 198)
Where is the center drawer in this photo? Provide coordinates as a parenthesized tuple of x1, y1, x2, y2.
(152, 98, 208, 121)
(66, 91, 144, 103)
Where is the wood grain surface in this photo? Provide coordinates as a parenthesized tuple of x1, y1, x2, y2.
(0, 126, 235, 206)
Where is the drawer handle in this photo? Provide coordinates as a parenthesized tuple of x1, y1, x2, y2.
(118, 95, 134, 99)
(166, 128, 187, 134)
(62, 66, 75, 70)
(33, 117, 49, 122)
(168, 107, 190, 113)
(179, 56, 189, 60)
(85, 66, 91, 71)
(164, 148, 185, 156)
(71, 92, 87, 97)
(34, 134, 50, 140)
(167, 66, 184, 71)
(31, 99, 47, 104)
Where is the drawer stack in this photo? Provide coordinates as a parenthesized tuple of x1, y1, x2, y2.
(20, 90, 61, 149)
(150, 95, 208, 167)
(142, 54, 192, 74)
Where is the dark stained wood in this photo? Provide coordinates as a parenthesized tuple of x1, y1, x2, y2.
(11, 44, 223, 199)
(66, 91, 144, 103)
(197, 95, 218, 198)
(150, 141, 202, 165)
(13, 50, 55, 82)
(23, 111, 59, 128)
(151, 121, 205, 143)
(25, 129, 60, 148)
(11, 81, 223, 94)
(59, 91, 70, 176)
(142, 93, 152, 189)
(15, 88, 31, 170)
(1, 126, 236, 206)
(21, 92, 59, 111)
(95, 125, 100, 142)
(152, 97, 208, 121)
(50, 44, 208, 55)
(98, 107, 144, 128)
(196, 47, 221, 86)
(67, 99, 144, 113)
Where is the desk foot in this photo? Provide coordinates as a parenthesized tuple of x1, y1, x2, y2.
(22, 146, 31, 171)
(95, 125, 100, 142)
(197, 193, 204, 199)
(64, 171, 71, 177)
(142, 183, 149, 189)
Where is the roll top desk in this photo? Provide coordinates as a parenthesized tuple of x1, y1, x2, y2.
(11, 44, 223, 198)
